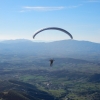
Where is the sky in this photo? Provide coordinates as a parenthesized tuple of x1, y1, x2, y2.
(0, 0, 100, 43)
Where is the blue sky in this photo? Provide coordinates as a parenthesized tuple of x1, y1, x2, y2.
(0, 0, 100, 43)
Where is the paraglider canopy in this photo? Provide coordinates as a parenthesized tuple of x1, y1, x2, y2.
(33, 27, 73, 39)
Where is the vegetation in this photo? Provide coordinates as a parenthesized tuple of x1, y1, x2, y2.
(0, 58, 100, 100)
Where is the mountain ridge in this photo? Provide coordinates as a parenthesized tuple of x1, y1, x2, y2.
(0, 39, 100, 61)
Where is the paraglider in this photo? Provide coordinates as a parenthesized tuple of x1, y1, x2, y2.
(33, 27, 73, 66)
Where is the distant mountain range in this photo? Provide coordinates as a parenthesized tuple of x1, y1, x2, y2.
(0, 39, 100, 61)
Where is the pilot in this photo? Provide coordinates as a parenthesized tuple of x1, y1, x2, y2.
(49, 59, 54, 66)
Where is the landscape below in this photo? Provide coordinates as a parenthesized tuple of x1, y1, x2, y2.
(0, 39, 100, 100)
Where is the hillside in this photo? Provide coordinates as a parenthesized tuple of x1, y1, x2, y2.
(0, 80, 57, 100)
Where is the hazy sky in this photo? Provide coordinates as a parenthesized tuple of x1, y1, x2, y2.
(0, 0, 100, 43)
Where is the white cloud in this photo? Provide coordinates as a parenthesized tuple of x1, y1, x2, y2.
(67, 4, 82, 9)
(86, 0, 100, 2)
(20, 5, 82, 12)
(22, 6, 65, 12)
